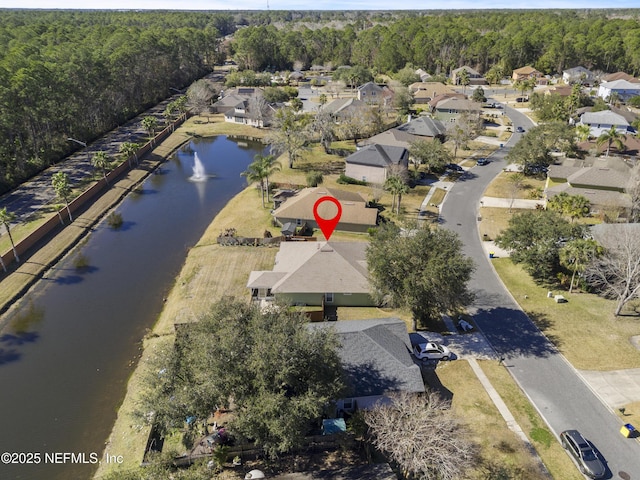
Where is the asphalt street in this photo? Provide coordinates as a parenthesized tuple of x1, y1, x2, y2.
(440, 103, 640, 479)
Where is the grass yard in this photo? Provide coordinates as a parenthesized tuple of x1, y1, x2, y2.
(437, 360, 559, 480)
(483, 171, 546, 199)
(477, 360, 584, 480)
(492, 258, 640, 370)
(478, 207, 530, 241)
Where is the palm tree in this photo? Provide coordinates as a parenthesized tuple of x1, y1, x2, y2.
(141, 116, 159, 141)
(384, 175, 409, 214)
(241, 154, 281, 208)
(92, 150, 111, 184)
(560, 238, 603, 293)
(575, 124, 591, 143)
(0, 207, 19, 264)
(119, 142, 141, 167)
(596, 126, 627, 156)
(52, 171, 73, 223)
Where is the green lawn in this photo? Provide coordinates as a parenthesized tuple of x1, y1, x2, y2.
(492, 258, 640, 370)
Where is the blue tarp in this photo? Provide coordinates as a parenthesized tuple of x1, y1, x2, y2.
(322, 418, 346, 435)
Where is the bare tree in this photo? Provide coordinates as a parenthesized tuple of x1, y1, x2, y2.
(627, 164, 640, 223)
(186, 79, 217, 122)
(364, 392, 477, 480)
(586, 225, 640, 316)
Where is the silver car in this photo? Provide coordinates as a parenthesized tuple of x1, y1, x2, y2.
(560, 430, 606, 479)
(412, 342, 451, 361)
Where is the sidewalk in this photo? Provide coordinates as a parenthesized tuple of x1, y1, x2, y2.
(480, 196, 543, 209)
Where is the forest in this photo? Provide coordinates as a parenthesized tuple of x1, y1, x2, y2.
(1, 9, 640, 195)
(0, 10, 234, 194)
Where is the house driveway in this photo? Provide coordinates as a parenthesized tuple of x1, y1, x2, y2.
(579, 368, 640, 409)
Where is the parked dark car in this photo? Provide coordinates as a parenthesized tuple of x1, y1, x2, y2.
(476, 158, 489, 166)
(445, 163, 464, 172)
(515, 126, 525, 133)
(560, 430, 606, 479)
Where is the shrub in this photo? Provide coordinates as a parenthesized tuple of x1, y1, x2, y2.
(107, 211, 124, 230)
(337, 174, 367, 185)
(306, 170, 324, 187)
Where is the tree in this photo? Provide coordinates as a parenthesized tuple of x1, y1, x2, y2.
(507, 172, 525, 213)
(186, 79, 216, 121)
(312, 110, 335, 153)
(367, 223, 474, 330)
(446, 113, 480, 159)
(547, 192, 590, 222)
(142, 116, 159, 140)
(91, 150, 111, 185)
(586, 225, 640, 316)
(384, 175, 409, 214)
(575, 124, 591, 142)
(457, 68, 470, 94)
(560, 238, 603, 293)
(318, 93, 328, 107)
(409, 139, 451, 173)
(243, 154, 281, 207)
(119, 141, 141, 167)
(507, 123, 575, 173)
(496, 210, 585, 283)
(596, 126, 627, 157)
(391, 84, 414, 116)
(364, 392, 477, 480)
(627, 164, 640, 223)
(0, 207, 19, 264)
(51, 171, 73, 223)
(136, 298, 345, 458)
(471, 86, 486, 103)
(394, 65, 421, 86)
(266, 107, 309, 168)
(289, 97, 303, 112)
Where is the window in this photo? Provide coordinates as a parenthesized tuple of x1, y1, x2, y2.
(296, 218, 302, 226)
(325, 293, 334, 303)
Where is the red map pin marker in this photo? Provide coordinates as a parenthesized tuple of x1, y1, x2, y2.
(313, 196, 342, 241)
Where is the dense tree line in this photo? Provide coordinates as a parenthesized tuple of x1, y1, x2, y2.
(0, 10, 233, 194)
(231, 11, 640, 76)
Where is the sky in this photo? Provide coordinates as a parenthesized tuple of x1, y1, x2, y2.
(1, 0, 639, 10)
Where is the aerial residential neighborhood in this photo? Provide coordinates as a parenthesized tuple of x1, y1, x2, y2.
(0, 7, 640, 480)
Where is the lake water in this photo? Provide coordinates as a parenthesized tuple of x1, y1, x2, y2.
(0, 136, 265, 480)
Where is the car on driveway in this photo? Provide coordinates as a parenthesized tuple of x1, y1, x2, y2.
(413, 342, 451, 361)
(476, 158, 489, 166)
(560, 430, 606, 479)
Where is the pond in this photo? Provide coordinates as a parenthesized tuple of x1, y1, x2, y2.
(0, 136, 265, 480)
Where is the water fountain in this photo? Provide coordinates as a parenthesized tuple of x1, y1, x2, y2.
(189, 152, 207, 182)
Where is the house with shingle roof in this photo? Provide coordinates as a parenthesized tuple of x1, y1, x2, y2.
(307, 318, 425, 411)
(409, 82, 457, 104)
(563, 66, 595, 85)
(211, 87, 263, 114)
(357, 82, 393, 105)
(359, 116, 447, 150)
(271, 187, 378, 233)
(451, 66, 486, 86)
(545, 157, 633, 212)
(345, 144, 409, 184)
(601, 72, 640, 83)
(247, 241, 373, 307)
(322, 97, 369, 120)
(597, 80, 640, 102)
(579, 110, 633, 137)
(512, 65, 544, 82)
(433, 97, 482, 122)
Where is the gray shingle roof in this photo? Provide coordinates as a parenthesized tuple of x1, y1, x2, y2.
(308, 318, 425, 397)
(397, 116, 447, 137)
(345, 144, 408, 168)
